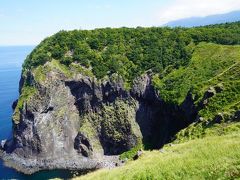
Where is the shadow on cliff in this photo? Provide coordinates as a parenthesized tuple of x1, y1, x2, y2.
(65, 76, 198, 155)
(135, 101, 195, 150)
(133, 81, 197, 150)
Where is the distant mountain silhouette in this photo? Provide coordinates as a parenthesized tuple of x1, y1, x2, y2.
(165, 10, 240, 27)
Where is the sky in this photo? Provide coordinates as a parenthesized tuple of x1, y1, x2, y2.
(0, 0, 240, 45)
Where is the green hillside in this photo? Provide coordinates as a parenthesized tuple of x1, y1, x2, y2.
(75, 127, 240, 180)
(74, 41, 240, 179)
(17, 22, 240, 141)
(22, 22, 240, 84)
(153, 42, 240, 106)
(15, 22, 240, 179)
(153, 42, 240, 142)
(16, 22, 240, 126)
(175, 43, 239, 142)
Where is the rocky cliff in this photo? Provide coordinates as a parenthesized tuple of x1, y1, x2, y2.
(0, 60, 197, 174)
(1, 24, 240, 175)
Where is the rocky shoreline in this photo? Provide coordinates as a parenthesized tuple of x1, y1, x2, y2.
(0, 148, 120, 174)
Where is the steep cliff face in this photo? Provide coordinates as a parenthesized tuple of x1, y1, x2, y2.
(1, 41, 239, 175)
(0, 60, 197, 174)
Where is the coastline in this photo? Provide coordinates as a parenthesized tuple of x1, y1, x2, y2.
(0, 149, 120, 175)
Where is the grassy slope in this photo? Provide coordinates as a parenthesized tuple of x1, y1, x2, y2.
(74, 42, 240, 179)
(76, 126, 240, 180)
(154, 42, 240, 143)
(153, 42, 240, 113)
(159, 42, 240, 142)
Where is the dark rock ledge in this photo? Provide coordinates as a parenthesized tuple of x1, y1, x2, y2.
(0, 148, 119, 174)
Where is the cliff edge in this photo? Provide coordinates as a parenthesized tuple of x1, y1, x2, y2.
(1, 23, 240, 174)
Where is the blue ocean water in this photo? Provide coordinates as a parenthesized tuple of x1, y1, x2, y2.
(0, 46, 78, 179)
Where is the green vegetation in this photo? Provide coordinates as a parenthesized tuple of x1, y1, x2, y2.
(17, 22, 240, 137)
(22, 22, 240, 84)
(16, 21, 239, 145)
(101, 101, 135, 144)
(33, 60, 95, 84)
(77, 100, 142, 154)
(79, 115, 102, 151)
(153, 42, 240, 110)
(33, 65, 51, 82)
(20, 23, 240, 131)
(175, 121, 240, 143)
(151, 42, 240, 142)
(76, 129, 240, 180)
(12, 86, 37, 123)
(119, 144, 143, 160)
(69, 63, 94, 78)
(17, 22, 240, 178)
(49, 59, 73, 78)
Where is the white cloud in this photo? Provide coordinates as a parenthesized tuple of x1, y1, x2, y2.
(156, 0, 240, 25)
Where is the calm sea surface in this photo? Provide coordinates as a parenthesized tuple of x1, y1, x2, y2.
(0, 46, 78, 179)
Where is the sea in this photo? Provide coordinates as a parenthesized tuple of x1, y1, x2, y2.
(0, 46, 78, 179)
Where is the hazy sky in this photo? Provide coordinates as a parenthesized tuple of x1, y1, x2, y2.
(0, 0, 240, 45)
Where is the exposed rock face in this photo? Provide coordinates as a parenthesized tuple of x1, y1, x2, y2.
(74, 133, 93, 157)
(0, 63, 198, 174)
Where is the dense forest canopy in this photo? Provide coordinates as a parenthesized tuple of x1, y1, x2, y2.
(23, 22, 240, 82)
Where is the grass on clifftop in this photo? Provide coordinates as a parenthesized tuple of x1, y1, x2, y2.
(22, 22, 240, 83)
(153, 42, 240, 120)
(75, 129, 240, 180)
(152, 42, 240, 143)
